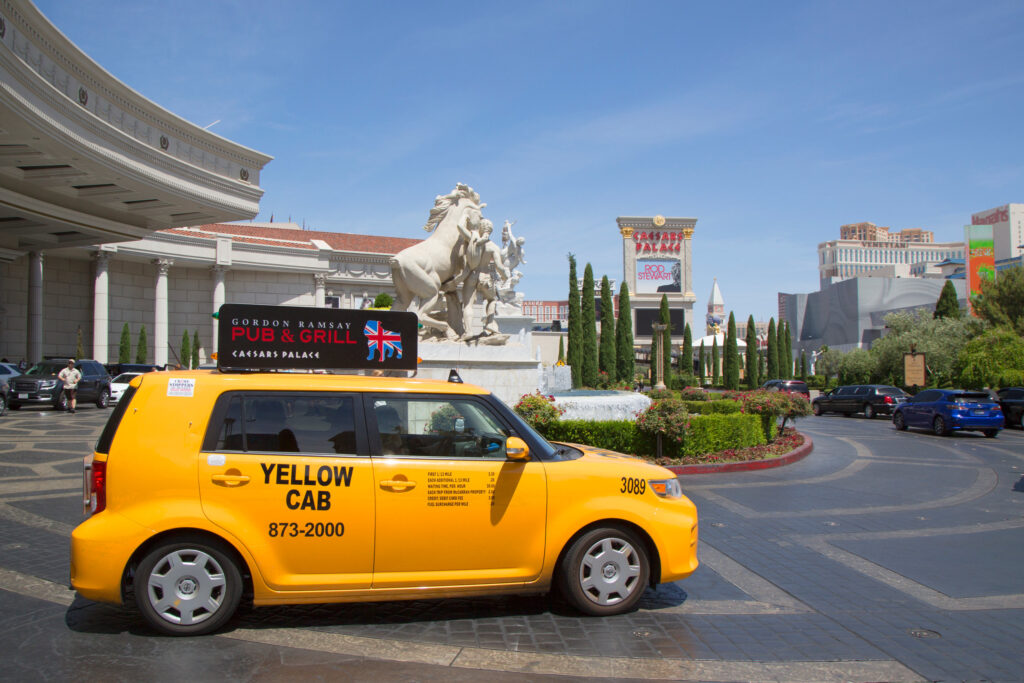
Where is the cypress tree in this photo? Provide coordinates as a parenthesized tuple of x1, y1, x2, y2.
(766, 318, 778, 379)
(136, 325, 148, 364)
(659, 294, 672, 386)
(567, 254, 582, 388)
(615, 283, 634, 384)
(192, 330, 201, 368)
(782, 321, 793, 379)
(697, 339, 706, 385)
(712, 336, 720, 386)
(759, 348, 767, 385)
(725, 312, 740, 389)
(680, 323, 693, 378)
(581, 263, 598, 387)
(180, 331, 191, 370)
(598, 275, 616, 381)
(934, 280, 962, 319)
(557, 336, 565, 363)
(119, 323, 131, 363)
(745, 315, 758, 389)
(800, 350, 808, 382)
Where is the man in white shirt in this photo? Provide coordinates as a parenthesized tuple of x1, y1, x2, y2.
(58, 359, 82, 413)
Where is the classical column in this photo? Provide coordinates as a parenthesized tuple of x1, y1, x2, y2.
(211, 265, 227, 354)
(27, 251, 44, 364)
(314, 273, 327, 307)
(682, 227, 695, 299)
(619, 226, 635, 293)
(92, 252, 110, 363)
(153, 259, 173, 367)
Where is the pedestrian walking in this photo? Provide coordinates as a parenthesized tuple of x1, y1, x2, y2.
(58, 358, 81, 413)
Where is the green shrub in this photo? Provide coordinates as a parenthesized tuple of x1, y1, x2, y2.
(647, 387, 675, 400)
(542, 420, 647, 455)
(684, 413, 765, 456)
(677, 386, 710, 401)
(513, 392, 563, 430)
(684, 399, 742, 415)
(635, 399, 688, 453)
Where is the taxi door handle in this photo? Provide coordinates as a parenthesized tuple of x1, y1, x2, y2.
(212, 473, 250, 485)
(380, 479, 416, 489)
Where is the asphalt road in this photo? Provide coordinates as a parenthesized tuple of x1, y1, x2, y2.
(0, 405, 1022, 682)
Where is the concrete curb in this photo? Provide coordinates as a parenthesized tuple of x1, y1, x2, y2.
(663, 433, 813, 475)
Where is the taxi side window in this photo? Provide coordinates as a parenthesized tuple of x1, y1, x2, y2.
(371, 397, 510, 459)
(211, 393, 358, 455)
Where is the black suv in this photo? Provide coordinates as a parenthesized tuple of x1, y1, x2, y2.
(760, 379, 810, 398)
(812, 384, 909, 419)
(996, 387, 1024, 429)
(9, 359, 111, 411)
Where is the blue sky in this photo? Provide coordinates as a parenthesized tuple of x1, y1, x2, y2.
(36, 0, 1024, 322)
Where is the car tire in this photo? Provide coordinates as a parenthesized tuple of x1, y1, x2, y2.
(55, 393, 68, 411)
(96, 388, 110, 409)
(983, 429, 999, 438)
(135, 537, 242, 636)
(812, 403, 822, 416)
(1019, 413, 1024, 430)
(932, 415, 948, 436)
(559, 526, 649, 616)
(863, 404, 875, 419)
(0, 394, 6, 415)
(893, 411, 907, 431)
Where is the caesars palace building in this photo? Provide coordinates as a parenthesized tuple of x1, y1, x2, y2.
(0, 2, 419, 366)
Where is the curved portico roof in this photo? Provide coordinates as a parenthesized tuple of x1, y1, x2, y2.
(0, 0, 272, 262)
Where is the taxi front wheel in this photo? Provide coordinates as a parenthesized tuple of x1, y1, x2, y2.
(135, 538, 242, 636)
(559, 526, 650, 616)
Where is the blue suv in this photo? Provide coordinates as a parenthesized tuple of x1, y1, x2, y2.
(893, 389, 1004, 437)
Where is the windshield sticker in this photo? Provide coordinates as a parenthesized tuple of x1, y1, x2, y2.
(167, 378, 195, 397)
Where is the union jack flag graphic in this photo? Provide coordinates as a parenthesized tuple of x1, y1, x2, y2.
(364, 320, 403, 362)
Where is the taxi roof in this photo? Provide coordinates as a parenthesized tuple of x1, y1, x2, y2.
(131, 369, 490, 396)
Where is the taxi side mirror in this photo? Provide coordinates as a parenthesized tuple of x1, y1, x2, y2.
(506, 436, 530, 462)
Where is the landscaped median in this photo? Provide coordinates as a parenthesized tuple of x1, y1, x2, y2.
(514, 388, 813, 474)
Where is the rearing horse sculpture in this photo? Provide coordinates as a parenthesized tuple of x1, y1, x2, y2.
(390, 184, 483, 340)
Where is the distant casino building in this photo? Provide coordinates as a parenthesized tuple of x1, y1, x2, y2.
(817, 222, 965, 289)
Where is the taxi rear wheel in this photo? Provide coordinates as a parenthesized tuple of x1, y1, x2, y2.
(559, 526, 649, 616)
(135, 538, 241, 636)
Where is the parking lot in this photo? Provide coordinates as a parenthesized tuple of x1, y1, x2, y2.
(1, 406, 1022, 682)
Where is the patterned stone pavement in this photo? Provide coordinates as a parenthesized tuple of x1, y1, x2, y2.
(1, 403, 1022, 681)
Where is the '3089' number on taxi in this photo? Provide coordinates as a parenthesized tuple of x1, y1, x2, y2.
(268, 521, 345, 538)
(621, 477, 646, 495)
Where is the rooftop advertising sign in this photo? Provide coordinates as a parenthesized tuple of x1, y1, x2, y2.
(217, 304, 418, 371)
(964, 224, 995, 316)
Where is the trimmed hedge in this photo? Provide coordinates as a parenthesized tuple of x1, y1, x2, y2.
(542, 419, 649, 456)
(537, 412, 765, 458)
(682, 413, 765, 456)
(684, 399, 742, 415)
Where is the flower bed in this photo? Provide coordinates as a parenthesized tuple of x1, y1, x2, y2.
(651, 427, 804, 466)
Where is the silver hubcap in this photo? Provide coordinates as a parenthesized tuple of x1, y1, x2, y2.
(578, 537, 641, 606)
(147, 549, 226, 626)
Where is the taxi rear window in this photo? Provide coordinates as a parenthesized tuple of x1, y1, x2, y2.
(95, 385, 136, 454)
(205, 392, 362, 455)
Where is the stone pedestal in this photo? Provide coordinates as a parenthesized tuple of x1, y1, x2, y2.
(415, 339, 541, 406)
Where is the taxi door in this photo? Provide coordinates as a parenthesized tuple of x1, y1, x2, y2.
(198, 392, 375, 591)
(367, 395, 547, 589)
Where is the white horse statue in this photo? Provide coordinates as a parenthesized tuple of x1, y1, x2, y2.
(390, 184, 483, 340)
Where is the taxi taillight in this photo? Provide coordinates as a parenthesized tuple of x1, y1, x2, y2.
(89, 459, 107, 514)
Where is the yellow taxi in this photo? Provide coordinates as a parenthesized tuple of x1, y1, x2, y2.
(70, 305, 698, 635)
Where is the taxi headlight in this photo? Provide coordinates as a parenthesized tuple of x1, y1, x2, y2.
(649, 478, 683, 499)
